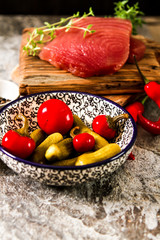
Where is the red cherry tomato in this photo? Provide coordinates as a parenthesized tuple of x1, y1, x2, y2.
(37, 99, 73, 135)
(73, 133, 95, 153)
(92, 115, 116, 139)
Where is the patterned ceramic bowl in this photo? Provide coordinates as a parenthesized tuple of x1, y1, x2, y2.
(0, 91, 137, 186)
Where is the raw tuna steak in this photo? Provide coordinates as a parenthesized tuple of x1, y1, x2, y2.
(127, 37, 146, 63)
(39, 17, 132, 77)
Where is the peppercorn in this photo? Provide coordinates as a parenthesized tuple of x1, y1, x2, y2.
(0, 97, 10, 104)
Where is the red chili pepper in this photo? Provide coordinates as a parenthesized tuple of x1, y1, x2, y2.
(134, 56, 160, 108)
(2, 114, 36, 159)
(137, 111, 160, 135)
(125, 95, 148, 122)
(144, 82, 160, 108)
(125, 101, 144, 122)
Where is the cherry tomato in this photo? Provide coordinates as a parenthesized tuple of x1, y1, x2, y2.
(37, 99, 73, 135)
(73, 133, 95, 153)
(92, 115, 116, 139)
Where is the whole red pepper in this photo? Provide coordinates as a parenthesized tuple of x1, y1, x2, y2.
(92, 113, 129, 139)
(134, 56, 160, 108)
(2, 114, 36, 159)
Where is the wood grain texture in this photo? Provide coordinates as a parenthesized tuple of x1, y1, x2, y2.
(12, 28, 160, 106)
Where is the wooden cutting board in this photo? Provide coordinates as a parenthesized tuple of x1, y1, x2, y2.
(11, 28, 160, 106)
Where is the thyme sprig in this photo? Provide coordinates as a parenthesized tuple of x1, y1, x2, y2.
(23, 7, 95, 56)
(114, 0, 145, 35)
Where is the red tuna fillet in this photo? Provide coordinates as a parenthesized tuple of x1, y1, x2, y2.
(39, 17, 132, 78)
(127, 37, 146, 63)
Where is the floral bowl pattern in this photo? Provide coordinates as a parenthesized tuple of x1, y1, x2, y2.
(0, 91, 137, 186)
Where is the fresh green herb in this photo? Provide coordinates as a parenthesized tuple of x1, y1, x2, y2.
(23, 7, 95, 56)
(114, 0, 145, 35)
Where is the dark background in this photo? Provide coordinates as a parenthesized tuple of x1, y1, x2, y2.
(0, 0, 159, 16)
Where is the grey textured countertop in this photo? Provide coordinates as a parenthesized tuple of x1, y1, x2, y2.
(0, 15, 160, 240)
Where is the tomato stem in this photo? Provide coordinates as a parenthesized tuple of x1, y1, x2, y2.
(112, 113, 129, 124)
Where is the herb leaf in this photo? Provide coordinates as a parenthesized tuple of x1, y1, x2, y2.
(114, 0, 145, 35)
(24, 7, 95, 56)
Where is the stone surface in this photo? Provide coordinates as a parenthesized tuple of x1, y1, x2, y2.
(0, 15, 160, 240)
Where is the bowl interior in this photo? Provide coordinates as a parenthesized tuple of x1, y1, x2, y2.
(0, 91, 136, 166)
